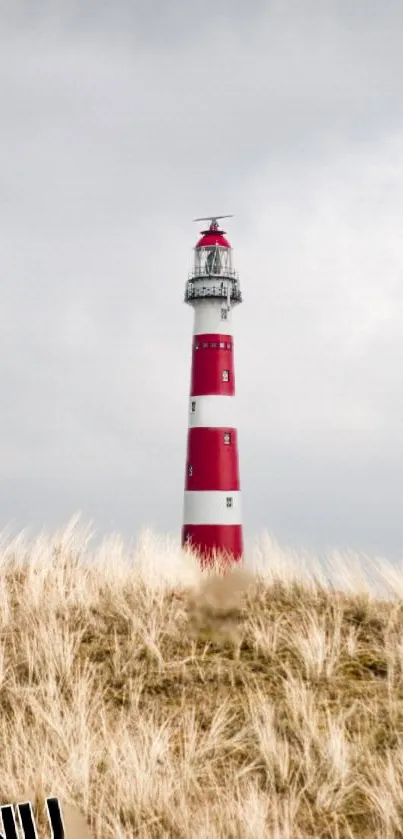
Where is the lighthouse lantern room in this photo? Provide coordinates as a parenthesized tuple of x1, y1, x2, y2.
(181, 216, 243, 566)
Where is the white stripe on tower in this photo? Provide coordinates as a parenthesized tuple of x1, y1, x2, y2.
(193, 300, 234, 336)
(188, 394, 237, 429)
(183, 491, 242, 525)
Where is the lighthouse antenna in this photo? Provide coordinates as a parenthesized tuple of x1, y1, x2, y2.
(193, 214, 234, 224)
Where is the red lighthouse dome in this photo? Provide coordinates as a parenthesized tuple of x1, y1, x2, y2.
(196, 221, 231, 250)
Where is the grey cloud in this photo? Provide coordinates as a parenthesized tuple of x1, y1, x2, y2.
(0, 0, 403, 556)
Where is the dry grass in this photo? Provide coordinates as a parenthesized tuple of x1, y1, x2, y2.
(1, 516, 403, 837)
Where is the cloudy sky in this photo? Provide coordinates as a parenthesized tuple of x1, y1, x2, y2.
(1, 0, 403, 558)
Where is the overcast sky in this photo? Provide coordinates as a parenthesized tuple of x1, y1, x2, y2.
(1, 0, 403, 559)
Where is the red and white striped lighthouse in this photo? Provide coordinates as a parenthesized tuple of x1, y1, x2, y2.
(182, 215, 243, 566)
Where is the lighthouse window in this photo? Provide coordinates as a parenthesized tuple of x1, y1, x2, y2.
(202, 342, 208, 348)
(221, 308, 228, 320)
(188, 465, 193, 477)
(195, 342, 199, 350)
(226, 343, 231, 349)
(226, 497, 233, 508)
(223, 432, 231, 445)
(191, 400, 196, 413)
(222, 369, 229, 382)
(219, 342, 225, 348)
(211, 342, 217, 348)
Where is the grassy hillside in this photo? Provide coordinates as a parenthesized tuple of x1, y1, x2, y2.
(0, 517, 403, 837)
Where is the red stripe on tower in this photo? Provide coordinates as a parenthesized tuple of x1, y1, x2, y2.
(180, 525, 243, 568)
(182, 216, 243, 566)
(191, 335, 235, 396)
(185, 428, 240, 491)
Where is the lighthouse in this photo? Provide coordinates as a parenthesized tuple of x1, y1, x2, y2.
(181, 215, 243, 566)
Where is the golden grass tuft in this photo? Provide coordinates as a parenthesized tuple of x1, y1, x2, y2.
(0, 516, 403, 836)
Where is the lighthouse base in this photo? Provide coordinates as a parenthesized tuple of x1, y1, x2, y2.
(181, 524, 243, 567)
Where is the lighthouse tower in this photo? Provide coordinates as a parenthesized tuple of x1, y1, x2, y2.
(182, 215, 243, 566)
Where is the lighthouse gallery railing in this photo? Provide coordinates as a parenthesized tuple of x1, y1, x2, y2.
(185, 278, 242, 304)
